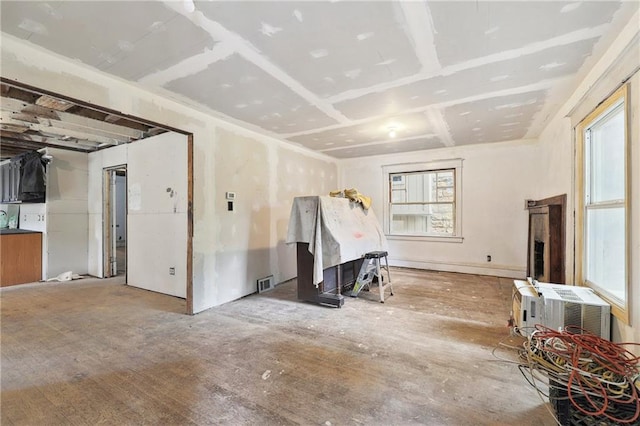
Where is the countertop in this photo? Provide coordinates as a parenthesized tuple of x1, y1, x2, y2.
(0, 229, 42, 235)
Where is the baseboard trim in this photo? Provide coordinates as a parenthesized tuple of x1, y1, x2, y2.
(389, 258, 526, 279)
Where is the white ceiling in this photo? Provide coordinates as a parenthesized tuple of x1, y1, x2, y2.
(1, 1, 637, 158)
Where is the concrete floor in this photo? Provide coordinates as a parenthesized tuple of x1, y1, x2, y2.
(1, 268, 556, 425)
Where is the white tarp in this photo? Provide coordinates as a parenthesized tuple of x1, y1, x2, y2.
(286, 196, 388, 285)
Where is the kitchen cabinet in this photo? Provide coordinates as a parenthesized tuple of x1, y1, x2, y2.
(0, 229, 42, 286)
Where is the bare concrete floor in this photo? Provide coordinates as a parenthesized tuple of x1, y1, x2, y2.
(1, 268, 556, 425)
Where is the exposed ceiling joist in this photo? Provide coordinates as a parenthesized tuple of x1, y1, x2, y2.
(1, 82, 168, 160)
(53, 111, 144, 139)
(35, 95, 74, 111)
(1, 135, 95, 153)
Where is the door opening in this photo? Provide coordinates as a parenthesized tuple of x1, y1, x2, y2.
(103, 166, 127, 279)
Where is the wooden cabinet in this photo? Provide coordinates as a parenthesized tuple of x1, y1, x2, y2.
(0, 231, 43, 286)
(526, 195, 566, 284)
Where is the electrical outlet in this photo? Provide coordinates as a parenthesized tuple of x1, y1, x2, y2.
(486, 255, 492, 262)
(169, 267, 175, 275)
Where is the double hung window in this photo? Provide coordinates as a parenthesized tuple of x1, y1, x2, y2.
(576, 85, 628, 321)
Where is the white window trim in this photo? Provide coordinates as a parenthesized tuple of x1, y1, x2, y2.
(382, 159, 463, 243)
(575, 84, 629, 324)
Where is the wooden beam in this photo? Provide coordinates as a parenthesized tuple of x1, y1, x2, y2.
(53, 111, 144, 139)
(186, 134, 194, 315)
(1, 135, 95, 152)
(0, 123, 29, 133)
(2, 98, 59, 119)
(3, 98, 143, 139)
(1, 116, 115, 146)
(36, 117, 133, 143)
(35, 95, 74, 111)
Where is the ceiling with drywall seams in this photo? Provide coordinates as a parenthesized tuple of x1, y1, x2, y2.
(1, 1, 637, 159)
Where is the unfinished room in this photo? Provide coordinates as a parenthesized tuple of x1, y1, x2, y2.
(1, 1, 638, 425)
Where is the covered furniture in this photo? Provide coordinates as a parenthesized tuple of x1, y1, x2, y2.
(286, 196, 388, 307)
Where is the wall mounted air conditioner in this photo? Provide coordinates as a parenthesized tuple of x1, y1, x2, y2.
(513, 280, 610, 340)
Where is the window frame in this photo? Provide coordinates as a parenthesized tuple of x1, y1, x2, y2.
(575, 84, 629, 323)
(382, 159, 463, 243)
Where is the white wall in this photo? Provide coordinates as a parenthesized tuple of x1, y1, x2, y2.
(88, 133, 188, 299)
(535, 16, 639, 350)
(0, 34, 338, 312)
(45, 148, 89, 278)
(339, 139, 540, 278)
(127, 132, 188, 298)
(208, 129, 338, 304)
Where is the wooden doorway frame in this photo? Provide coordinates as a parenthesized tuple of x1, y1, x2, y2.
(2, 78, 195, 314)
(102, 166, 127, 279)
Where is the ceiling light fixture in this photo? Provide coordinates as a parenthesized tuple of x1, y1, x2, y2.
(388, 128, 397, 138)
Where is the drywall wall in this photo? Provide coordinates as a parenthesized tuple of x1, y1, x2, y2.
(339, 139, 540, 278)
(1, 35, 338, 312)
(274, 145, 338, 282)
(45, 148, 89, 278)
(128, 132, 188, 298)
(205, 128, 338, 304)
(536, 25, 639, 351)
(87, 133, 188, 299)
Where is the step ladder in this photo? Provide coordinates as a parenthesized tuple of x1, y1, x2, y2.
(350, 251, 393, 303)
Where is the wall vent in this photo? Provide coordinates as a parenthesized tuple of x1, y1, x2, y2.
(257, 275, 274, 293)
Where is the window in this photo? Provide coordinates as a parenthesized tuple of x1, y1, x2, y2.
(576, 85, 628, 322)
(383, 159, 462, 241)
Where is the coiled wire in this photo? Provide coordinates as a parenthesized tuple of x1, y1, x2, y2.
(518, 325, 640, 424)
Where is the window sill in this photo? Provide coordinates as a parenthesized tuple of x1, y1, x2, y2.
(386, 234, 464, 243)
(583, 282, 629, 325)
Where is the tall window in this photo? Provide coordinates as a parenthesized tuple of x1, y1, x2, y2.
(576, 85, 628, 322)
(383, 159, 462, 240)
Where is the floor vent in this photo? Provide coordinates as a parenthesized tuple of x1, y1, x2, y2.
(257, 276, 274, 293)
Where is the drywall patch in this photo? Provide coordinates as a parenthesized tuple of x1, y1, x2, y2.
(18, 19, 48, 35)
(260, 22, 282, 37)
(310, 49, 328, 59)
(344, 69, 362, 79)
(357, 32, 374, 41)
(129, 183, 142, 211)
(484, 26, 500, 35)
(118, 40, 135, 52)
(377, 59, 396, 66)
(399, 1, 441, 73)
(561, 3, 582, 13)
(539, 62, 565, 71)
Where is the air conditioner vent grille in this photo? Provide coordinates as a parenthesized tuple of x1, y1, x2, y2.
(554, 288, 583, 302)
(257, 276, 274, 293)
